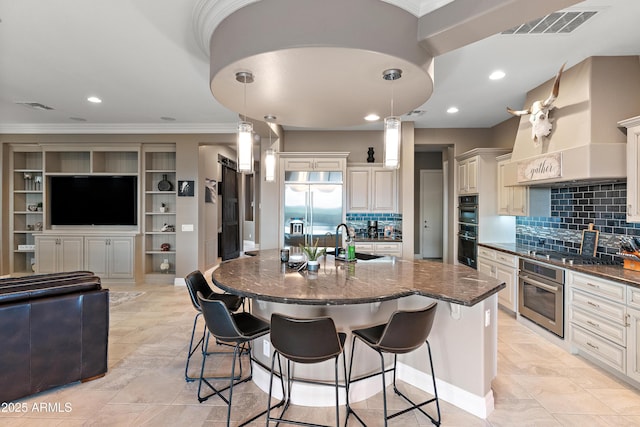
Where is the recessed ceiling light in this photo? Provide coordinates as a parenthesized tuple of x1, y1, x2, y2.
(87, 96, 102, 103)
(364, 114, 380, 121)
(447, 107, 459, 114)
(489, 70, 506, 80)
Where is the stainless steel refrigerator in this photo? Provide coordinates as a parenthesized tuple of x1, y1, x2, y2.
(283, 170, 343, 249)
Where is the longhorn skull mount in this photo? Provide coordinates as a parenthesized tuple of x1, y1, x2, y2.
(507, 63, 566, 144)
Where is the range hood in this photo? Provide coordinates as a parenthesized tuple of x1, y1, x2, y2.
(502, 56, 640, 187)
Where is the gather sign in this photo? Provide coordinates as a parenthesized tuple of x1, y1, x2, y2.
(517, 152, 562, 183)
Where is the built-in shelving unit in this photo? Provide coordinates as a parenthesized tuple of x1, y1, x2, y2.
(143, 145, 177, 283)
(10, 145, 43, 275)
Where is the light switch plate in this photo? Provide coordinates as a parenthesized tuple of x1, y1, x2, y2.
(181, 224, 194, 232)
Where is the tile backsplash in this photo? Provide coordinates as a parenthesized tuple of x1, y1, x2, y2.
(346, 212, 402, 238)
(516, 182, 634, 260)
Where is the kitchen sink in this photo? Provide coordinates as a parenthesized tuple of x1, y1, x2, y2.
(325, 249, 384, 261)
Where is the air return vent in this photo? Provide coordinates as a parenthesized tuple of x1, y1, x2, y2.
(502, 11, 597, 35)
(16, 102, 54, 110)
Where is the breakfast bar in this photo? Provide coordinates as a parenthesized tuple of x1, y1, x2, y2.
(212, 249, 505, 418)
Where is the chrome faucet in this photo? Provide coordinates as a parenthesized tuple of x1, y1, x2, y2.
(335, 223, 351, 259)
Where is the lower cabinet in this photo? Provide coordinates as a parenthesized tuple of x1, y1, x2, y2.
(477, 247, 517, 312)
(85, 236, 135, 280)
(355, 242, 402, 257)
(35, 234, 135, 281)
(34, 236, 83, 273)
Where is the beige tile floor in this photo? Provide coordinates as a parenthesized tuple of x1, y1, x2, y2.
(4, 282, 640, 426)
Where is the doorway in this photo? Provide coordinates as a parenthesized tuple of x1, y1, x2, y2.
(221, 164, 240, 261)
(420, 169, 443, 259)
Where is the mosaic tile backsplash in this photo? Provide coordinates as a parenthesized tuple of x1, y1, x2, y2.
(516, 182, 631, 261)
(346, 212, 402, 239)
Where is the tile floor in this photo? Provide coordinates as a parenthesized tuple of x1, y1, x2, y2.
(4, 281, 640, 426)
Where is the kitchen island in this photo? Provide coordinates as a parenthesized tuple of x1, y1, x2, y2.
(212, 249, 505, 418)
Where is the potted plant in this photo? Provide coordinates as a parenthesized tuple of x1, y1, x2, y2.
(300, 239, 325, 272)
(160, 202, 168, 213)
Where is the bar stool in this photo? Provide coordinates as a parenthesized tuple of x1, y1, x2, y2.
(196, 292, 284, 426)
(346, 302, 441, 426)
(266, 313, 347, 427)
(184, 270, 243, 382)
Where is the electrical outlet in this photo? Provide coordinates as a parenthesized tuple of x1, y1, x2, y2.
(485, 309, 491, 327)
(263, 339, 270, 357)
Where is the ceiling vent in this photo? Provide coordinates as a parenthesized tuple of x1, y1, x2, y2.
(16, 102, 54, 111)
(405, 109, 425, 117)
(502, 11, 597, 35)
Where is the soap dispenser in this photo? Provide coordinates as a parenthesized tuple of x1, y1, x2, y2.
(347, 237, 356, 261)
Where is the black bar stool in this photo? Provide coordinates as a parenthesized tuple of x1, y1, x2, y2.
(184, 270, 243, 382)
(196, 292, 284, 426)
(346, 302, 441, 426)
(266, 313, 347, 427)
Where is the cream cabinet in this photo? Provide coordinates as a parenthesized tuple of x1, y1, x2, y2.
(458, 157, 478, 194)
(347, 165, 397, 213)
(496, 154, 551, 217)
(34, 235, 84, 274)
(355, 241, 402, 257)
(85, 236, 135, 280)
(568, 272, 627, 374)
(626, 287, 640, 382)
(282, 155, 346, 172)
(621, 116, 640, 222)
(477, 247, 517, 312)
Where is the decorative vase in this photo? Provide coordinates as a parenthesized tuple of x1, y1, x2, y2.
(160, 258, 170, 273)
(367, 147, 375, 163)
(158, 174, 173, 191)
(160, 206, 167, 213)
(307, 260, 319, 272)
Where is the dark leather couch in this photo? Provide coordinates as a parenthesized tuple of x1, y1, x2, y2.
(0, 271, 109, 402)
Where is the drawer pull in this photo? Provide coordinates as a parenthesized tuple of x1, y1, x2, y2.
(587, 301, 600, 309)
(586, 342, 599, 350)
(586, 320, 600, 329)
(586, 282, 600, 289)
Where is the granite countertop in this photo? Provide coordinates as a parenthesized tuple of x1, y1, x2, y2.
(479, 242, 640, 288)
(212, 249, 504, 306)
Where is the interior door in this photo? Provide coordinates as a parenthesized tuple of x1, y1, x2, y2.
(420, 170, 443, 258)
(221, 165, 240, 261)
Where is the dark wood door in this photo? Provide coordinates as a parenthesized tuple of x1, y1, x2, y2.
(221, 165, 240, 261)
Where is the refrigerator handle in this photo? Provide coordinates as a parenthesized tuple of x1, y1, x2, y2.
(305, 191, 310, 246)
(309, 191, 314, 246)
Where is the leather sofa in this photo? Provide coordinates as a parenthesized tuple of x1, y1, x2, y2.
(0, 271, 109, 402)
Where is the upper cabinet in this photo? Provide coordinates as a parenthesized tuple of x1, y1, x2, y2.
(497, 154, 550, 217)
(282, 155, 346, 172)
(458, 157, 478, 194)
(621, 116, 640, 222)
(347, 165, 398, 213)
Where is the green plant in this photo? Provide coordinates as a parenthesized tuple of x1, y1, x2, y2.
(299, 239, 325, 261)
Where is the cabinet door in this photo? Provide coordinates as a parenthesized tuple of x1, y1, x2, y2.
(109, 237, 134, 278)
(283, 158, 315, 171)
(497, 160, 510, 215)
(85, 237, 109, 276)
(628, 127, 640, 222)
(458, 161, 468, 193)
(495, 264, 517, 312)
(467, 157, 478, 193)
(477, 258, 495, 278)
(347, 168, 371, 212)
(35, 236, 59, 273)
(60, 237, 83, 272)
(372, 168, 397, 212)
(314, 158, 344, 171)
(627, 307, 640, 383)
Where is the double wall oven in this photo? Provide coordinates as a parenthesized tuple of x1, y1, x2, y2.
(457, 195, 478, 269)
(518, 257, 564, 338)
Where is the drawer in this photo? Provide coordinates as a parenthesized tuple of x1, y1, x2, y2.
(478, 247, 496, 260)
(354, 243, 374, 253)
(375, 243, 402, 256)
(571, 325, 626, 374)
(570, 305, 626, 346)
(570, 288, 626, 325)
(571, 272, 625, 303)
(495, 252, 518, 268)
(628, 286, 640, 310)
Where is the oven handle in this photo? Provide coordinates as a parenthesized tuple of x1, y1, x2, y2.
(519, 275, 559, 293)
(457, 233, 477, 241)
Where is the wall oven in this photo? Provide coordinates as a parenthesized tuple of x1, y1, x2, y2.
(518, 258, 564, 338)
(457, 195, 478, 269)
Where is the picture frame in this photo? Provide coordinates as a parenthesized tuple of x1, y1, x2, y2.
(177, 180, 194, 197)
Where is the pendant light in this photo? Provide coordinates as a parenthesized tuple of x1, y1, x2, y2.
(264, 115, 277, 182)
(383, 68, 402, 169)
(236, 71, 254, 173)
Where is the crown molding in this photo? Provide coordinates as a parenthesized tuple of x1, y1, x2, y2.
(0, 123, 237, 135)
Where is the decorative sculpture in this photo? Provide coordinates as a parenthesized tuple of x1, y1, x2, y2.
(507, 63, 565, 144)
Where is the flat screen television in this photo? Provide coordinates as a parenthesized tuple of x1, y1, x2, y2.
(50, 175, 138, 226)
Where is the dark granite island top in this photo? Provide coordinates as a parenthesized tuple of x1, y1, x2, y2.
(212, 249, 505, 306)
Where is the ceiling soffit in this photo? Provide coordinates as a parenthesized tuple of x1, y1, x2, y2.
(208, 0, 434, 128)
